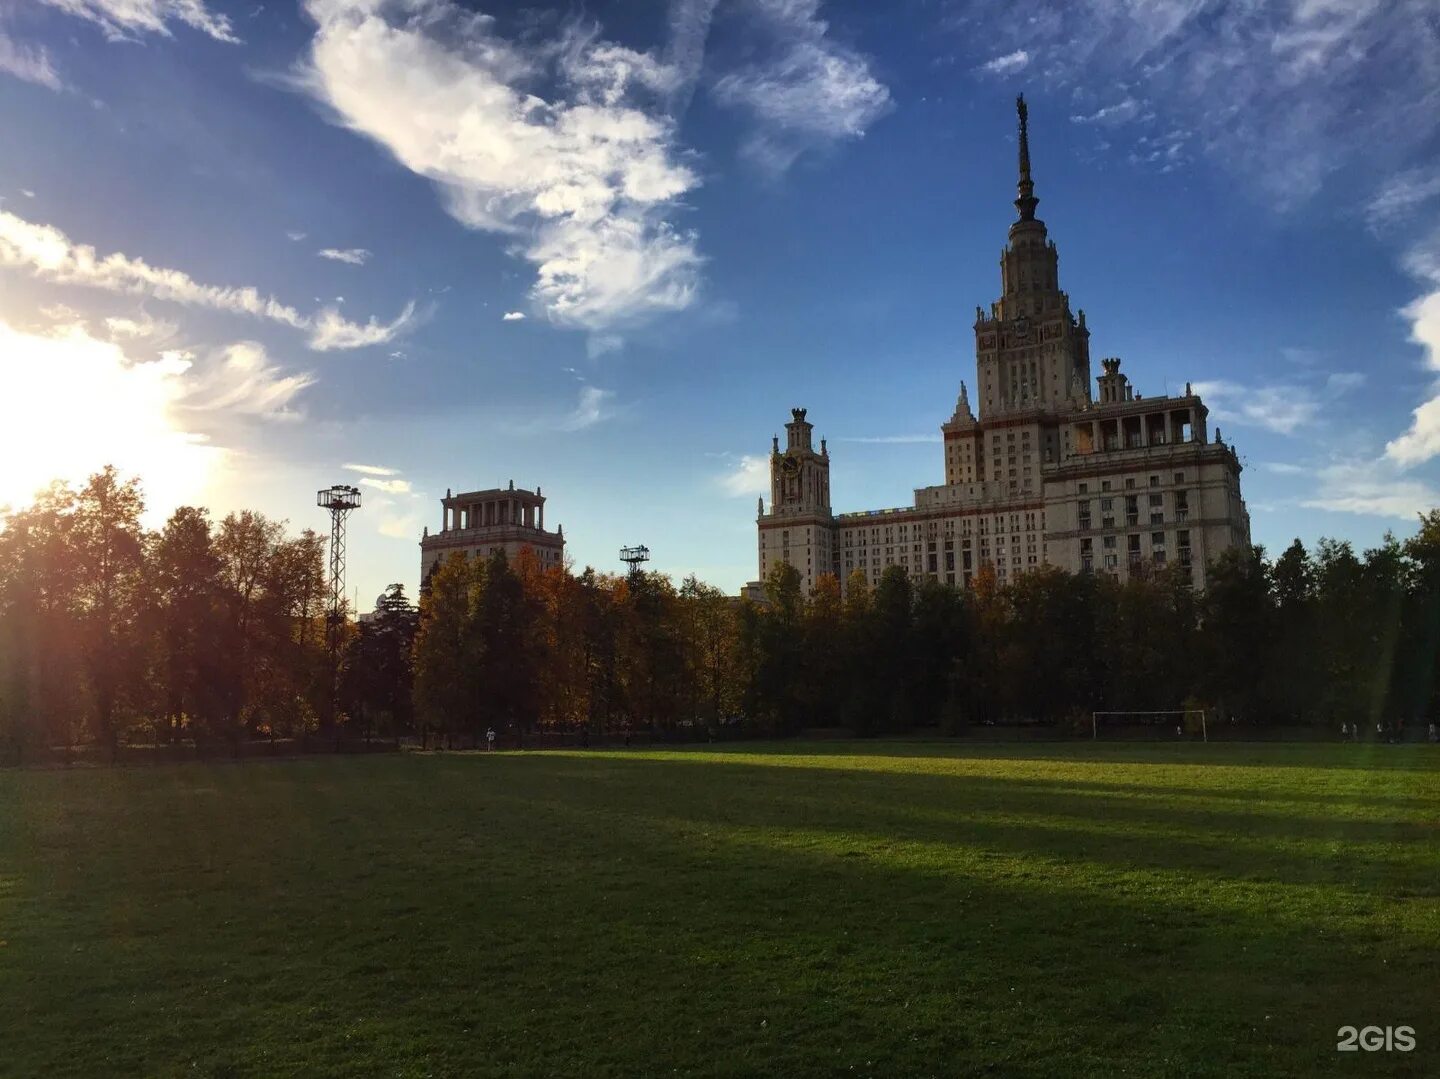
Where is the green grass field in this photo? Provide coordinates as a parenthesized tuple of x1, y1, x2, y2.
(2, 742, 1437, 1077)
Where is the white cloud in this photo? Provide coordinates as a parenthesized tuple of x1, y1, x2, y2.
(1384, 290, 1440, 466)
(38, 0, 239, 44)
(719, 453, 769, 497)
(559, 385, 616, 431)
(318, 246, 370, 265)
(360, 476, 412, 494)
(0, 209, 412, 351)
(1192, 367, 1365, 437)
(978, 50, 1028, 76)
(502, 311, 526, 321)
(308, 301, 415, 350)
(1192, 379, 1318, 436)
(0, 33, 62, 91)
(343, 462, 399, 476)
(377, 512, 421, 539)
(1300, 460, 1440, 520)
(711, 0, 890, 173)
(286, 230, 308, 242)
(300, 0, 704, 332)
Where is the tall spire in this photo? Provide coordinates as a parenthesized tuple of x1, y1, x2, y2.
(1014, 93, 1039, 222)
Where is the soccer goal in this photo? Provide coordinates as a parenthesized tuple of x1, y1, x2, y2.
(1090, 710, 1209, 742)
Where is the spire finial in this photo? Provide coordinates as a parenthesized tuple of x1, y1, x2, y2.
(1014, 94, 1038, 222)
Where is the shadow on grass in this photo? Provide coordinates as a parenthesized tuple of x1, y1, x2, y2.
(685, 737, 1440, 772)
(2, 752, 1437, 1078)
(486, 754, 1439, 900)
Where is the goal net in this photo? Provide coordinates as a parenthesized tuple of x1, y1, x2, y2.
(1090, 710, 1210, 742)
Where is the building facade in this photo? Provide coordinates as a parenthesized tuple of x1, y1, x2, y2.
(751, 96, 1249, 598)
(420, 481, 564, 585)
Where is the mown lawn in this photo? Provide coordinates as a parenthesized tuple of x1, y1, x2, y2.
(1, 741, 1437, 1077)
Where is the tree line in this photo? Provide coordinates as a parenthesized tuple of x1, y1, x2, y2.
(3, 468, 1439, 760)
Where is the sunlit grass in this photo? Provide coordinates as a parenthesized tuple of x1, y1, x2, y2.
(1, 742, 1436, 1076)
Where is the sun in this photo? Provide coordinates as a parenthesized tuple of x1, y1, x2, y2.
(0, 316, 223, 520)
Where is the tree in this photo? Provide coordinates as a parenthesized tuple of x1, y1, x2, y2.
(341, 583, 418, 742)
(0, 483, 83, 760)
(413, 553, 485, 747)
(69, 468, 147, 758)
(1199, 545, 1272, 724)
(145, 506, 223, 744)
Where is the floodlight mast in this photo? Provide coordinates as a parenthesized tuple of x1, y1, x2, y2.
(619, 545, 650, 578)
(317, 484, 361, 730)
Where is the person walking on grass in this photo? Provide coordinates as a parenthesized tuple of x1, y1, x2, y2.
(486, 726, 497, 751)
(1341, 721, 1348, 741)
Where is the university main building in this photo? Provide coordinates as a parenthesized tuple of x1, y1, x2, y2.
(752, 97, 1249, 597)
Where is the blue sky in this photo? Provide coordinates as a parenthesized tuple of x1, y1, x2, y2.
(2, 0, 1439, 605)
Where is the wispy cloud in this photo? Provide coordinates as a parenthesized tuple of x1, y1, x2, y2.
(0, 209, 413, 351)
(360, 476, 412, 495)
(317, 246, 370, 265)
(1195, 366, 1365, 436)
(174, 341, 315, 420)
(0, 31, 63, 91)
(711, 0, 890, 173)
(38, 0, 239, 44)
(103, 311, 178, 343)
(308, 302, 416, 350)
(343, 463, 400, 477)
(1071, 98, 1143, 126)
(587, 333, 623, 359)
(560, 385, 616, 432)
(978, 49, 1028, 76)
(502, 311, 526, 322)
(957, 1, 1439, 203)
(1365, 169, 1440, 233)
(1300, 459, 1440, 521)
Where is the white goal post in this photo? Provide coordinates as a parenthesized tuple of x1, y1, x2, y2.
(1091, 710, 1209, 742)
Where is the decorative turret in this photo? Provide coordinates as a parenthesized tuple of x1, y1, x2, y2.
(953, 380, 975, 422)
(1096, 357, 1134, 404)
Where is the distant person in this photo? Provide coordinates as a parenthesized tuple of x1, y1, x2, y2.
(1340, 722, 1348, 740)
(1429, 722, 1437, 744)
(1376, 721, 1385, 743)
(624, 731, 631, 748)
(486, 727, 497, 751)
(581, 728, 590, 749)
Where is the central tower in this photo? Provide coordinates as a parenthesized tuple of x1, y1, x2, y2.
(972, 95, 1091, 419)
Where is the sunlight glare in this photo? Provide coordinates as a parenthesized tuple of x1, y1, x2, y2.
(0, 317, 223, 520)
